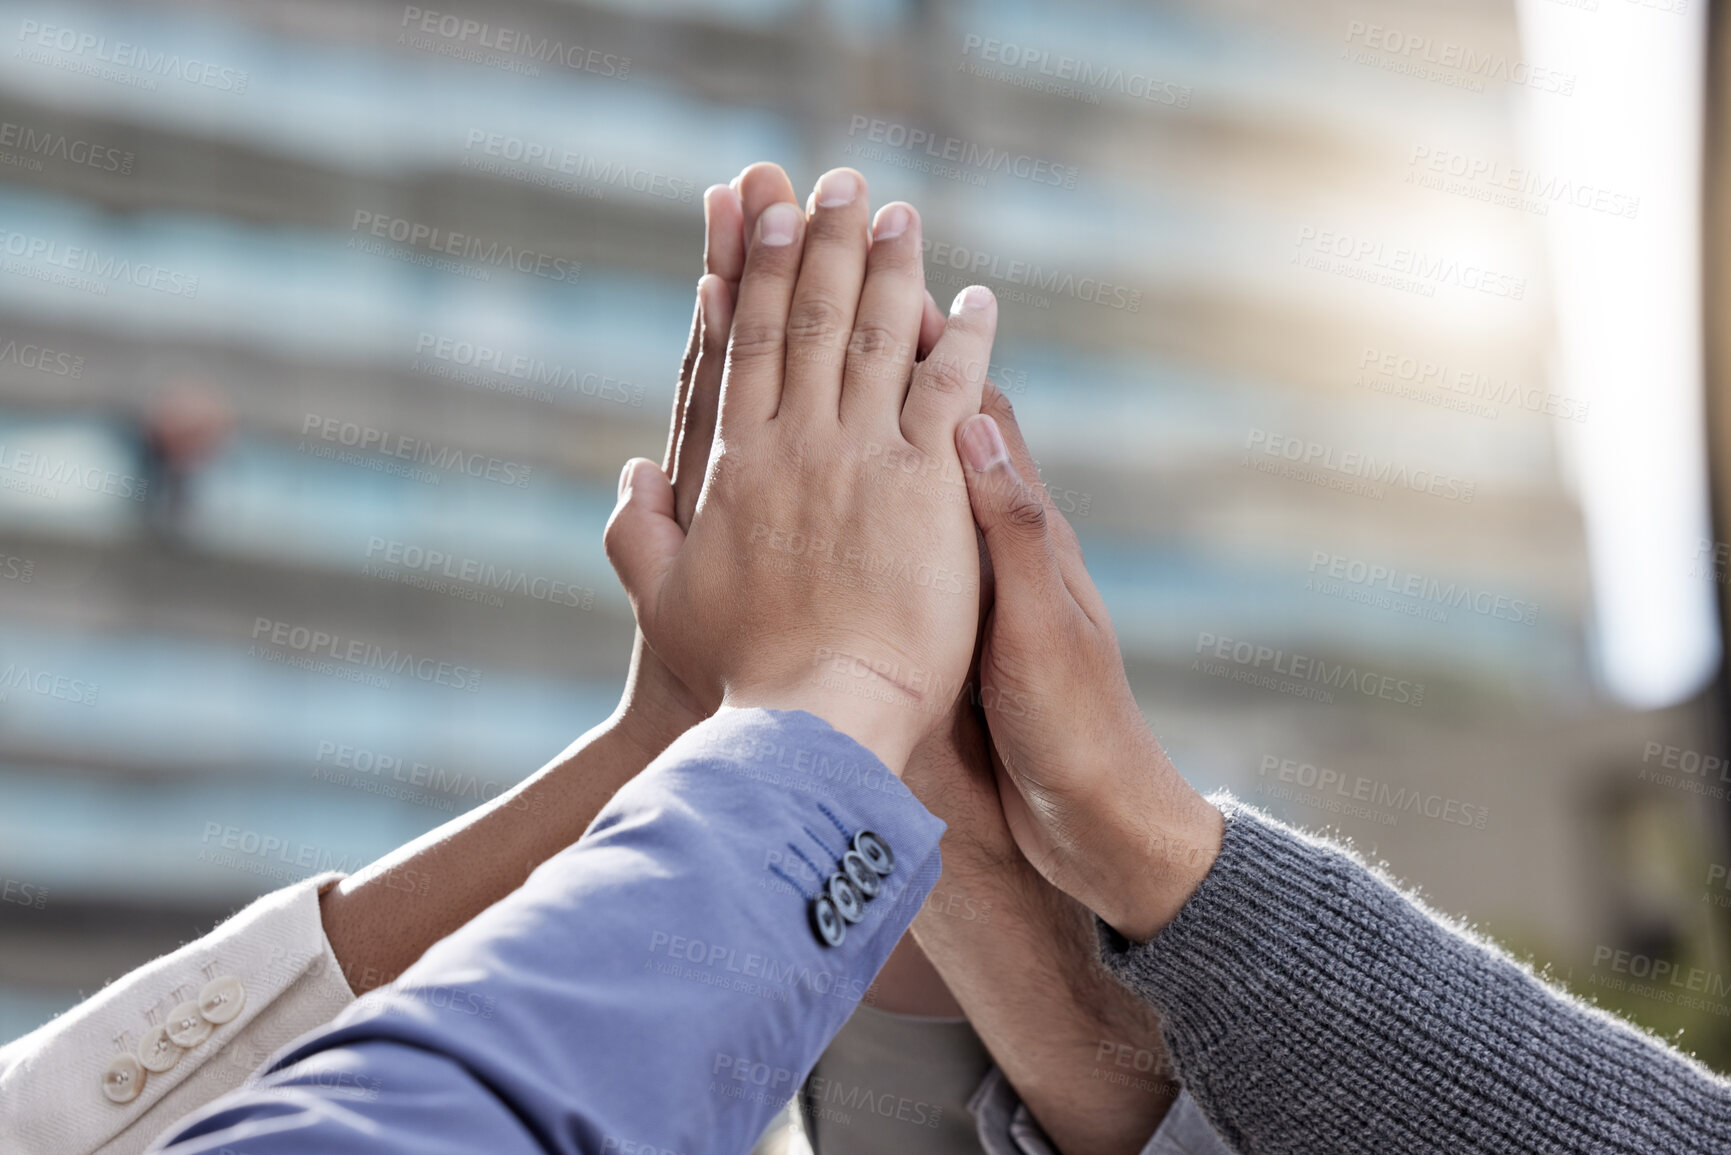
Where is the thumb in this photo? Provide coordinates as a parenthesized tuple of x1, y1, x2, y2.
(956, 415, 1066, 610)
(603, 458, 683, 631)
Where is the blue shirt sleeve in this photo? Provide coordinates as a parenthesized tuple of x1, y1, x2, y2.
(148, 708, 946, 1155)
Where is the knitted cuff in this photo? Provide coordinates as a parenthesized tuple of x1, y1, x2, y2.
(1095, 793, 1731, 1155)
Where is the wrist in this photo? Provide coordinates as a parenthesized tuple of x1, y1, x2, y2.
(722, 679, 926, 776)
(608, 633, 708, 764)
(1089, 789, 1223, 943)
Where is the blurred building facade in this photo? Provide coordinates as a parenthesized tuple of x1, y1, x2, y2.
(0, 0, 1726, 1067)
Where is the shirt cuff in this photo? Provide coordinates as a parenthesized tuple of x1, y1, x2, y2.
(969, 1066, 1234, 1155)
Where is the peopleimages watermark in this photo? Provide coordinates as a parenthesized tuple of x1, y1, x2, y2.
(349, 211, 579, 287)
(0, 335, 84, 378)
(1193, 631, 1426, 708)
(921, 238, 1142, 312)
(1690, 539, 1731, 587)
(1242, 428, 1477, 504)
(411, 331, 644, 407)
(0, 663, 99, 707)
(0, 440, 148, 503)
(844, 116, 1079, 190)
(957, 34, 1191, 109)
(1342, 21, 1576, 95)
(1355, 345, 1588, 424)
(313, 739, 539, 815)
(198, 822, 368, 885)
(249, 616, 483, 692)
(398, 8, 630, 79)
(0, 875, 47, 910)
(15, 20, 249, 94)
(749, 523, 971, 596)
(0, 228, 199, 298)
(362, 535, 595, 610)
(0, 120, 133, 176)
(1638, 740, 1731, 801)
(1305, 550, 1538, 626)
(646, 929, 870, 1005)
(1091, 1041, 1177, 1096)
(1294, 227, 1526, 302)
(300, 412, 534, 488)
(1255, 754, 1488, 830)
(459, 131, 696, 203)
(1705, 863, 1731, 909)
(1588, 946, 1731, 1017)
(1406, 145, 1639, 221)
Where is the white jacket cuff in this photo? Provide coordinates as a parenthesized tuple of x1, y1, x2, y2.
(0, 873, 354, 1155)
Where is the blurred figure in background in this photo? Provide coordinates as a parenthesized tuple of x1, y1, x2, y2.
(135, 380, 232, 544)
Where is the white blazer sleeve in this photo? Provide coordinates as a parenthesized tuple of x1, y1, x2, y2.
(0, 873, 356, 1155)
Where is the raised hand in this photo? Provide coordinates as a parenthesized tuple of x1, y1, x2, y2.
(604, 164, 999, 773)
(953, 386, 1224, 941)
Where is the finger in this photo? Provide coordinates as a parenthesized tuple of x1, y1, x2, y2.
(718, 197, 805, 432)
(901, 286, 996, 454)
(665, 292, 704, 472)
(706, 183, 747, 289)
(664, 186, 743, 477)
(603, 458, 684, 638)
(956, 414, 1069, 615)
(917, 290, 945, 360)
(672, 274, 733, 528)
(838, 202, 926, 429)
(979, 382, 1100, 615)
(780, 168, 870, 423)
(737, 162, 798, 252)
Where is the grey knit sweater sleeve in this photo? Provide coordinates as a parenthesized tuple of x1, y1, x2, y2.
(1096, 794, 1731, 1154)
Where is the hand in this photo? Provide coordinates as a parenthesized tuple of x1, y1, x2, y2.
(903, 704, 1182, 1153)
(604, 164, 998, 773)
(954, 386, 1224, 942)
(606, 170, 752, 760)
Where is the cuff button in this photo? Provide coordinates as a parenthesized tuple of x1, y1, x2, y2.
(827, 873, 864, 923)
(199, 975, 246, 1025)
(852, 830, 894, 875)
(809, 895, 846, 947)
(841, 850, 881, 900)
(102, 1054, 144, 1104)
(138, 1025, 182, 1073)
(166, 1001, 213, 1048)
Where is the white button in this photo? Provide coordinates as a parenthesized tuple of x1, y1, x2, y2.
(199, 975, 246, 1024)
(102, 1054, 144, 1104)
(137, 1025, 182, 1073)
(166, 1001, 213, 1048)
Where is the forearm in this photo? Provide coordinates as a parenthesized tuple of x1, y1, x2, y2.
(154, 709, 946, 1155)
(1105, 796, 1731, 1155)
(912, 853, 1177, 1155)
(319, 638, 694, 994)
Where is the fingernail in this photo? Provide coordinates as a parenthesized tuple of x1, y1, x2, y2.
(953, 285, 994, 314)
(617, 460, 634, 499)
(815, 169, 859, 207)
(959, 415, 1009, 472)
(759, 202, 799, 246)
(873, 204, 911, 240)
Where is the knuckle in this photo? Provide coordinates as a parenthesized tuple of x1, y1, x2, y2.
(786, 294, 852, 348)
(1002, 490, 1048, 536)
(916, 356, 973, 398)
(847, 321, 909, 363)
(728, 320, 784, 363)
